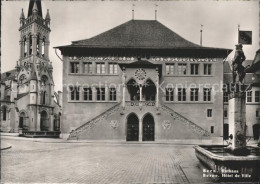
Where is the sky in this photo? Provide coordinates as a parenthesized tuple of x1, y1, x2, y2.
(2, 0, 259, 92)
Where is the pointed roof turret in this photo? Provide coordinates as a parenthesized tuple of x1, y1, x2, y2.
(20, 9, 25, 19)
(28, 0, 43, 17)
(32, 1, 38, 14)
(45, 9, 50, 20)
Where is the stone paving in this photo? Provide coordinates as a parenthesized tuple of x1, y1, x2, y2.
(1, 138, 214, 183)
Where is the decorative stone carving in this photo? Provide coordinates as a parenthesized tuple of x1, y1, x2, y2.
(135, 68, 147, 80)
(162, 120, 171, 130)
(110, 120, 119, 129)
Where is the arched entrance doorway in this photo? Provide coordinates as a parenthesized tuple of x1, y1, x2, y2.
(19, 112, 26, 129)
(40, 111, 48, 131)
(126, 113, 139, 141)
(127, 79, 139, 101)
(143, 113, 155, 141)
(143, 79, 156, 101)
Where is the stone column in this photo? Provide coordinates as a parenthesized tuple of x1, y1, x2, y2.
(122, 84, 126, 109)
(39, 39, 42, 56)
(45, 41, 50, 60)
(32, 35, 37, 55)
(155, 70, 159, 108)
(105, 86, 109, 101)
(20, 40, 23, 58)
(228, 91, 247, 153)
(49, 114, 54, 131)
(122, 71, 126, 109)
(27, 37, 30, 56)
(37, 111, 41, 131)
(92, 86, 97, 101)
(139, 119, 142, 142)
(139, 85, 143, 101)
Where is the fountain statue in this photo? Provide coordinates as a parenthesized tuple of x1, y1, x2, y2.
(194, 46, 260, 182)
(226, 43, 250, 155)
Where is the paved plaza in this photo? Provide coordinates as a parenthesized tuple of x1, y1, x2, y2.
(1, 137, 215, 183)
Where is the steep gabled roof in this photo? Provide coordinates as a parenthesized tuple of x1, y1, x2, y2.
(70, 20, 201, 49)
(1, 69, 17, 82)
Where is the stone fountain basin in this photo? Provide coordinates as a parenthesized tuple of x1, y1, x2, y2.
(194, 145, 260, 181)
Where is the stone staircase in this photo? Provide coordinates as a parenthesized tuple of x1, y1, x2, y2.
(68, 101, 210, 140)
(159, 103, 210, 137)
(68, 102, 122, 140)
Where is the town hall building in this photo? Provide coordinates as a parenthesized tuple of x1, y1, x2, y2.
(56, 19, 240, 142)
(1, 0, 62, 137)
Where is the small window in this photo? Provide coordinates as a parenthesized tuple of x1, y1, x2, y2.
(204, 64, 212, 75)
(70, 62, 79, 73)
(256, 110, 259, 118)
(109, 88, 117, 101)
(36, 34, 40, 56)
(211, 126, 214, 134)
(166, 88, 174, 101)
(83, 88, 92, 101)
(29, 35, 32, 55)
(190, 88, 199, 101)
(224, 109, 228, 118)
(166, 64, 174, 75)
(23, 37, 27, 57)
(247, 91, 252, 102)
(109, 63, 118, 74)
(203, 88, 211, 101)
(224, 92, 229, 103)
(70, 87, 80, 101)
(207, 109, 212, 117)
(178, 88, 186, 101)
(3, 106, 7, 121)
(84, 62, 92, 74)
(97, 88, 105, 101)
(96, 63, 105, 74)
(178, 64, 187, 75)
(190, 64, 199, 75)
(255, 91, 260, 102)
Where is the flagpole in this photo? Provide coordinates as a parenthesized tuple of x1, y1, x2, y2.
(238, 24, 240, 44)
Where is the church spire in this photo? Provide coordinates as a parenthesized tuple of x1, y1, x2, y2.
(45, 9, 50, 20)
(28, 0, 43, 18)
(20, 8, 25, 20)
(33, 1, 38, 12)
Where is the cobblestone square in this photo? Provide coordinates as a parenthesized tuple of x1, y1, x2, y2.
(1, 138, 214, 183)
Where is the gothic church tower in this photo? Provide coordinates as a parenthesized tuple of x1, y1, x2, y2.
(14, 0, 58, 133)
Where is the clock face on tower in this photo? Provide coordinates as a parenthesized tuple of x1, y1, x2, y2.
(135, 68, 147, 81)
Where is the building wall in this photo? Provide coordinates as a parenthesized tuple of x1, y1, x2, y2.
(224, 86, 260, 137)
(62, 55, 224, 140)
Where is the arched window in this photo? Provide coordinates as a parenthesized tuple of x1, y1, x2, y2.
(19, 112, 26, 129)
(2, 106, 7, 121)
(23, 37, 27, 57)
(36, 34, 40, 56)
(42, 91, 46, 105)
(41, 75, 48, 86)
(42, 37, 45, 57)
(29, 35, 32, 55)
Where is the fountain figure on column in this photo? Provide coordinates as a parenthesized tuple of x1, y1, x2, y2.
(226, 43, 250, 155)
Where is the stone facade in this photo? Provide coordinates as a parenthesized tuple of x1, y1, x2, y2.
(57, 20, 233, 141)
(0, 0, 61, 134)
